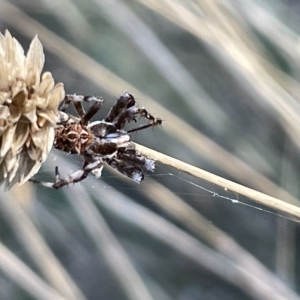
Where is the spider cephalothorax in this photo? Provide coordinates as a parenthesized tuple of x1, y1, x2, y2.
(31, 92, 161, 189)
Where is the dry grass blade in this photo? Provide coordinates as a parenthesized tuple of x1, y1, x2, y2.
(90, 0, 228, 130)
(224, 0, 300, 65)
(0, 187, 86, 300)
(31, 201, 91, 258)
(89, 179, 300, 300)
(37, 0, 94, 42)
(138, 0, 300, 150)
(0, 242, 67, 300)
(63, 184, 154, 300)
(141, 178, 300, 300)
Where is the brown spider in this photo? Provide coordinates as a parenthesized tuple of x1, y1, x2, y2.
(31, 92, 162, 189)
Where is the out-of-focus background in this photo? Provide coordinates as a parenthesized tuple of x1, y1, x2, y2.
(1, 0, 300, 299)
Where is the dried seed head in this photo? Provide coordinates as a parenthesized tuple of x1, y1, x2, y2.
(0, 30, 65, 189)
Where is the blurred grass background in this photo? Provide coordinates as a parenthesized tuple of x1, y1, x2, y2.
(1, 0, 300, 299)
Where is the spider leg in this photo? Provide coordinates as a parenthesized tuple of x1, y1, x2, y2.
(30, 160, 103, 189)
(60, 94, 103, 118)
(106, 158, 144, 183)
(126, 119, 162, 134)
(57, 110, 75, 125)
(118, 149, 155, 172)
(105, 147, 155, 182)
(115, 106, 162, 131)
(105, 92, 135, 123)
(80, 101, 103, 125)
(51, 166, 89, 189)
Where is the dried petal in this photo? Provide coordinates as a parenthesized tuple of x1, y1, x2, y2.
(48, 83, 65, 111)
(25, 35, 44, 87)
(0, 125, 17, 157)
(37, 72, 55, 100)
(11, 122, 30, 154)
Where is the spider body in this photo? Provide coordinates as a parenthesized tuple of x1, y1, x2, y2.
(32, 92, 161, 189)
(54, 123, 93, 154)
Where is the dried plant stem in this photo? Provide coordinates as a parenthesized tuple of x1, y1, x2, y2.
(134, 143, 300, 220)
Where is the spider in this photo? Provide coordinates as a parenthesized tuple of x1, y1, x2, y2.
(31, 92, 162, 189)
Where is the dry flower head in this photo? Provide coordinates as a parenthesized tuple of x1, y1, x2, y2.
(0, 30, 65, 189)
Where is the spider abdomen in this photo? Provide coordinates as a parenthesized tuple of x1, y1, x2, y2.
(54, 123, 93, 154)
